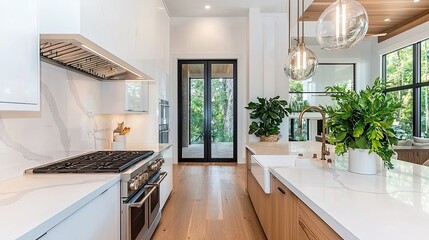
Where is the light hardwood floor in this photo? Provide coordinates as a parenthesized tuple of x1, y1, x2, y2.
(152, 163, 267, 240)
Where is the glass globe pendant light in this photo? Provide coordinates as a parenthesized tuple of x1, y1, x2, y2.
(285, 43, 318, 81)
(284, 0, 318, 81)
(316, 0, 368, 50)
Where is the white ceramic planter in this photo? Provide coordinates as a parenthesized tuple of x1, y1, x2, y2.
(348, 148, 377, 175)
(111, 135, 126, 150)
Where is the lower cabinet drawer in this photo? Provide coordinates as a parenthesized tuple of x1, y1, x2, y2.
(297, 200, 342, 240)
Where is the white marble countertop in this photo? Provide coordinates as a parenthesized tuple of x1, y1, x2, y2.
(246, 141, 333, 158)
(125, 143, 171, 152)
(0, 174, 120, 240)
(265, 143, 429, 239)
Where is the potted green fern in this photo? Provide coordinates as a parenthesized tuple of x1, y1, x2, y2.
(245, 96, 290, 142)
(323, 78, 401, 174)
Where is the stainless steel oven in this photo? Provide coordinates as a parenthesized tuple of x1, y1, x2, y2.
(121, 155, 167, 240)
(159, 99, 170, 144)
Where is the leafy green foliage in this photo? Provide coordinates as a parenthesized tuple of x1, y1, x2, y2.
(190, 79, 204, 143)
(289, 99, 310, 113)
(245, 96, 290, 137)
(322, 78, 401, 169)
(190, 78, 234, 143)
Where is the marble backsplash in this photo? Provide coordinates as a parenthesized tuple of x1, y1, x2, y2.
(0, 63, 111, 181)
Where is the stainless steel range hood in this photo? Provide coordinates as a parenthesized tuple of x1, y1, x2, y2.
(40, 34, 152, 80)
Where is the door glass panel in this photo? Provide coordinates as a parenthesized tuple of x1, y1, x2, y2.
(210, 63, 234, 159)
(181, 64, 205, 159)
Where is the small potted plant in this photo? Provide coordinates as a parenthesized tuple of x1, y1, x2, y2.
(323, 78, 401, 174)
(245, 96, 290, 142)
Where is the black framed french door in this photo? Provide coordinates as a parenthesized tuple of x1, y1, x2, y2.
(178, 60, 237, 162)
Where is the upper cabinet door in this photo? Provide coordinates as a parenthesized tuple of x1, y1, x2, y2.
(0, 0, 40, 111)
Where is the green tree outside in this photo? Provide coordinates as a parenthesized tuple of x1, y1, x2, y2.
(190, 78, 234, 144)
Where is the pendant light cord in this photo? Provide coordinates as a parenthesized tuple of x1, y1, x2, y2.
(297, 0, 300, 44)
(301, 0, 304, 44)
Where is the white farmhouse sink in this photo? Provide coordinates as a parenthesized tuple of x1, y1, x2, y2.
(251, 155, 312, 194)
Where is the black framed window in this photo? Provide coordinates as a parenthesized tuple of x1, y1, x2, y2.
(289, 63, 356, 141)
(382, 38, 429, 139)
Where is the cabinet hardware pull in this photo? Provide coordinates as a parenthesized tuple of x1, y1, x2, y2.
(277, 187, 286, 195)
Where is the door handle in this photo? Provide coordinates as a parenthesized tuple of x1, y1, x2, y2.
(128, 185, 157, 208)
(277, 187, 286, 195)
(148, 172, 168, 186)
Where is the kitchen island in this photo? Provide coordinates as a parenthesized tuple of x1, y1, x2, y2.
(246, 141, 429, 239)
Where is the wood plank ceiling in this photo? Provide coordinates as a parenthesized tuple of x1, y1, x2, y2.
(302, 0, 429, 42)
(183, 64, 234, 79)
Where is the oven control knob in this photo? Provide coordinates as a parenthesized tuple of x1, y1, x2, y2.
(161, 158, 165, 164)
(150, 164, 157, 171)
(129, 181, 138, 191)
(137, 175, 144, 184)
(142, 173, 149, 181)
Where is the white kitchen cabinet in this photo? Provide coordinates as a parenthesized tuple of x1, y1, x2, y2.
(160, 145, 173, 209)
(156, 0, 170, 76)
(156, 0, 170, 101)
(101, 81, 149, 114)
(0, 0, 39, 111)
(39, 182, 120, 240)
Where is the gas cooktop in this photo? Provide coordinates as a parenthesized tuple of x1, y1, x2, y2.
(31, 151, 154, 173)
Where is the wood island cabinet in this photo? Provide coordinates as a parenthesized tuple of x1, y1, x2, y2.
(246, 147, 341, 240)
(297, 200, 342, 240)
(247, 169, 272, 239)
(270, 175, 297, 240)
(248, 172, 342, 240)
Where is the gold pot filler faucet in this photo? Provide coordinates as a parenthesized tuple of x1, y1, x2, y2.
(297, 106, 331, 162)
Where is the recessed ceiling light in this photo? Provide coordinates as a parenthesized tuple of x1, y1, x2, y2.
(205, 5, 211, 10)
(413, 0, 420, 2)
(384, 18, 391, 22)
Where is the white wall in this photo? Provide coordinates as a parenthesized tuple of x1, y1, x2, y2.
(170, 17, 248, 163)
(0, 63, 111, 181)
(248, 10, 289, 143)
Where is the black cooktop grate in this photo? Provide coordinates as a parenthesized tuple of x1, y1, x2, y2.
(32, 151, 154, 173)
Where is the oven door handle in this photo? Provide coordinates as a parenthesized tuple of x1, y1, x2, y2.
(148, 172, 167, 186)
(128, 185, 158, 208)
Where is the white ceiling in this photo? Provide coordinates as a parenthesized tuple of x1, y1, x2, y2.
(163, 0, 287, 17)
